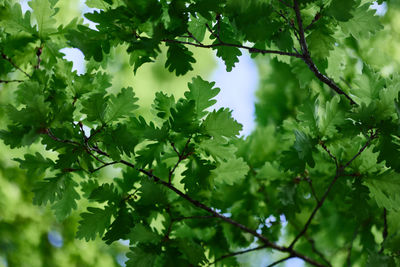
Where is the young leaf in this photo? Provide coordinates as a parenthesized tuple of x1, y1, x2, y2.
(211, 157, 249, 185)
(184, 76, 220, 119)
(202, 108, 242, 140)
(364, 172, 400, 211)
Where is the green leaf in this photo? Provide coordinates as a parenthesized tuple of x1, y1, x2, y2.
(33, 174, 67, 205)
(187, 15, 207, 42)
(364, 172, 400, 211)
(293, 130, 315, 168)
(184, 76, 220, 119)
(28, 0, 57, 38)
(89, 183, 119, 203)
(297, 95, 319, 136)
(14, 152, 54, 177)
(76, 206, 114, 241)
(103, 207, 134, 244)
(326, 0, 356, 22)
(307, 25, 335, 59)
(67, 26, 109, 62)
(126, 247, 158, 267)
(165, 43, 196, 76)
(0, 3, 36, 34)
(318, 96, 345, 138)
(202, 108, 242, 140)
(52, 179, 80, 221)
(152, 92, 175, 119)
(128, 224, 161, 244)
(197, 139, 237, 161)
(211, 157, 249, 185)
(340, 4, 383, 40)
(177, 238, 207, 265)
(169, 99, 198, 134)
(374, 133, 400, 172)
(106, 87, 139, 123)
(81, 92, 108, 123)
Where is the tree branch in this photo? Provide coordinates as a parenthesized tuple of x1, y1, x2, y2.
(267, 256, 293, 267)
(0, 79, 25, 83)
(161, 38, 302, 58)
(1, 52, 31, 78)
(289, 131, 378, 250)
(43, 131, 327, 267)
(319, 141, 338, 168)
(292, 0, 356, 105)
(208, 245, 268, 266)
(379, 208, 388, 253)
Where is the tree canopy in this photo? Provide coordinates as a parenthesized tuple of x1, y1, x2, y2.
(1, 0, 400, 266)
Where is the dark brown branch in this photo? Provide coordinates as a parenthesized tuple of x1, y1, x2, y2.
(161, 38, 302, 58)
(277, 0, 293, 8)
(305, 235, 332, 267)
(45, 128, 80, 146)
(379, 208, 388, 253)
(343, 131, 378, 169)
(292, 0, 356, 105)
(209, 245, 268, 266)
(35, 46, 43, 69)
(90, 161, 118, 173)
(1, 53, 31, 78)
(267, 256, 293, 267)
(169, 138, 191, 183)
(304, 10, 322, 31)
(0, 79, 25, 83)
(289, 171, 340, 250)
(319, 141, 338, 168)
(306, 177, 319, 202)
(174, 215, 217, 221)
(346, 225, 359, 267)
(289, 131, 378, 250)
(44, 132, 327, 267)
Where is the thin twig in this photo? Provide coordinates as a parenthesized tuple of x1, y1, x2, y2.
(169, 138, 191, 183)
(1, 53, 31, 78)
(343, 131, 378, 169)
(292, 0, 356, 105)
(208, 245, 268, 266)
(174, 215, 217, 221)
(90, 161, 118, 173)
(161, 37, 302, 58)
(319, 141, 338, 168)
(379, 208, 388, 253)
(267, 256, 293, 267)
(289, 172, 340, 250)
(0, 79, 25, 83)
(306, 178, 320, 202)
(289, 131, 378, 250)
(277, 0, 293, 8)
(346, 225, 359, 267)
(186, 30, 203, 45)
(35, 46, 43, 69)
(304, 10, 322, 31)
(44, 132, 327, 267)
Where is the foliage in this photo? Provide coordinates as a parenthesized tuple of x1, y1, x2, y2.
(1, 0, 400, 266)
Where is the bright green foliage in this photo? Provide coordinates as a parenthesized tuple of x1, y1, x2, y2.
(211, 157, 249, 186)
(2, 0, 400, 266)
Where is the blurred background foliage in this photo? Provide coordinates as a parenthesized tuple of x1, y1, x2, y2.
(1, 0, 400, 266)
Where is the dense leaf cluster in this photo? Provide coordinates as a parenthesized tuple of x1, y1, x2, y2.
(1, 0, 400, 266)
